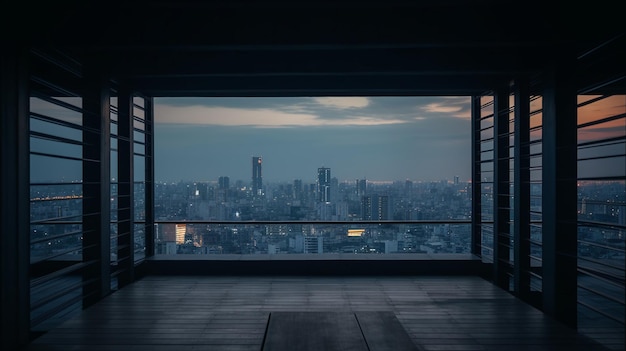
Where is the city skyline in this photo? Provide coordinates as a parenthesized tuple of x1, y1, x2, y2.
(154, 96, 472, 183)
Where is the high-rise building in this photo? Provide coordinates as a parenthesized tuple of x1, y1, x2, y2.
(218, 176, 230, 189)
(361, 194, 390, 220)
(252, 156, 262, 196)
(317, 167, 331, 203)
(357, 178, 367, 196)
(304, 236, 324, 254)
(374, 195, 390, 220)
(293, 179, 302, 200)
(361, 195, 372, 220)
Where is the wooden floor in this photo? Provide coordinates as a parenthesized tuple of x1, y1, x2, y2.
(26, 275, 614, 351)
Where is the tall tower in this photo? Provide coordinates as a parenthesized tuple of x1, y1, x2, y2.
(361, 194, 390, 220)
(293, 179, 303, 200)
(252, 156, 262, 196)
(218, 176, 230, 189)
(317, 167, 331, 203)
(356, 178, 367, 196)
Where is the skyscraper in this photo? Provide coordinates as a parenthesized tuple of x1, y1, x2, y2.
(361, 194, 390, 220)
(317, 167, 331, 203)
(252, 156, 262, 196)
(218, 176, 230, 189)
(357, 178, 367, 196)
(293, 179, 302, 200)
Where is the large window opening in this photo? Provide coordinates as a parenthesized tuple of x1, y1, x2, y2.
(153, 96, 472, 255)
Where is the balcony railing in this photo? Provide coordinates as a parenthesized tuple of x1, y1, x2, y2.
(152, 220, 472, 256)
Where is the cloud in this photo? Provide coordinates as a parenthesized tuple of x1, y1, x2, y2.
(312, 97, 370, 109)
(423, 103, 463, 113)
(421, 97, 472, 119)
(155, 105, 406, 127)
(154, 96, 473, 128)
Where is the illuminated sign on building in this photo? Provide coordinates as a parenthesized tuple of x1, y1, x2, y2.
(347, 229, 365, 237)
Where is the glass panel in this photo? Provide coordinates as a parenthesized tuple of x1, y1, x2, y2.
(530, 242, 542, 260)
(30, 154, 82, 183)
(577, 89, 625, 348)
(480, 129, 493, 140)
(134, 224, 146, 261)
(529, 155, 542, 168)
(30, 183, 82, 201)
(480, 118, 493, 129)
(133, 106, 145, 120)
(30, 97, 83, 126)
(530, 168, 542, 182)
(578, 118, 626, 142)
(134, 182, 146, 221)
(29, 52, 87, 336)
(30, 118, 82, 142)
(530, 224, 542, 243)
(154, 222, 472, 255)
(480, 150, 493, 160)
(578, 156, 626, 179)
(133, 118, 145, 130)
(134, 142, 145, 155)
(578, 95, 625, 124)
(530, 275, 542, 292)
(30, 232, 83, 263)
(30, 137, 82, 159)
(133, 130, 145, 143)
(529, 143, 542, 155)
(133, 155, 145, 182)
(133, 96, 145, 108)
(30, 197, 83, 222)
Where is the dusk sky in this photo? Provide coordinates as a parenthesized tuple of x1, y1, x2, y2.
(154, 96, 472, 184)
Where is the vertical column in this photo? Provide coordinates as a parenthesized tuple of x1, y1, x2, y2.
(82, 59, 111, 306)
(0, 46, 30, 350)
(471, 96, 482, 256)
(542, 48, 578, 327)
(513, 77, 531, 299)
(144, 97, 155, 257)
(493, 87, 511, 288)
(117, 86, 134, 286)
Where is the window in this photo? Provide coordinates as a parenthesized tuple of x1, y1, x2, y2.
(153, 96, 473, 255)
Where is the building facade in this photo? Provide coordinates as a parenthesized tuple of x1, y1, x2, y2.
(252, 156, 263, 196)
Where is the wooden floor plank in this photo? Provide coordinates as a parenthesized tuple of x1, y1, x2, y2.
(355, 311, 421, 351)
(263, 312, 368, 351)
(26, 276, 616, 351)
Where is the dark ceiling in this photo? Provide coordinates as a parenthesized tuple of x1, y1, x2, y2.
(13, 0, 626, 96)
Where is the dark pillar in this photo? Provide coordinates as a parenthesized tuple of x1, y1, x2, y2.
(144, 97, 155, 257)
(82, 60, 111, 307)
(0, 46, 31, 349)
(471, 96, 482, 256)
(542, 48, 578, 327)
(513, 77, 531, 299)
(117, 86, 134, 286)
(493, 87, 511, 289)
